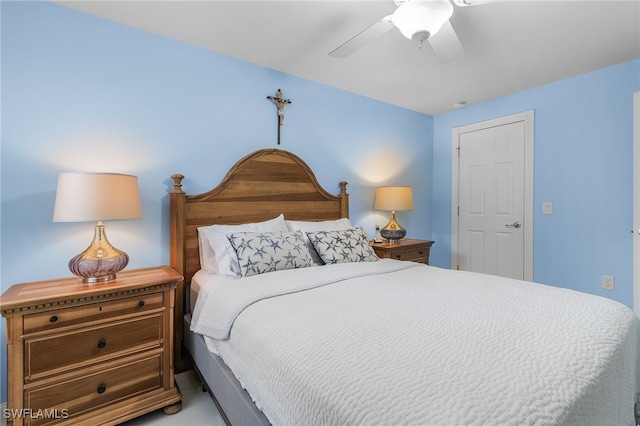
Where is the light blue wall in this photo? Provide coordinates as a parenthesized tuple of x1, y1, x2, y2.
(432, 59, 640, 308)
(0, 2, 432, 403)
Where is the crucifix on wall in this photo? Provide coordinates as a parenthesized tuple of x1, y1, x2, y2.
(267, 89, 291, 145)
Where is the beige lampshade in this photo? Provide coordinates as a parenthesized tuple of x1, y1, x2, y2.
(53, 172, 142, 222)
(374, 186, 414, 212)
(53, 172, 142, 283)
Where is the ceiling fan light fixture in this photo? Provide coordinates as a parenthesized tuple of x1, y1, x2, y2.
(392, 0, 454, 42)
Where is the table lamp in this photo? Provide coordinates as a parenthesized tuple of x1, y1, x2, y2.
(53, 172, 142, 283)
(374, 186, 413, 242)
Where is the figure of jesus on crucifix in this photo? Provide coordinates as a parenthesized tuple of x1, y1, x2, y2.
(267, 89, 291, 145)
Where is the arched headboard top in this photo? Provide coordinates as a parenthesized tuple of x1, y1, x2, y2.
(174, 148, 347, 204)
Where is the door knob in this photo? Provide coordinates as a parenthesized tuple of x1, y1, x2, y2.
(505, 221, 521, 228)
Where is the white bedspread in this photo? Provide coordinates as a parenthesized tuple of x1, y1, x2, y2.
(191, 259, 640, 426)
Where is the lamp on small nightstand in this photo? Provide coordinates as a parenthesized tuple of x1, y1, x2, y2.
(374, 186, 413, 242)
(53, 172, 142, 283)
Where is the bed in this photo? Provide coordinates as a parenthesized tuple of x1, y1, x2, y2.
(169, 148, 640, 426)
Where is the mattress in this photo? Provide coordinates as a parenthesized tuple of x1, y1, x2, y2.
(191, 259, 640, 425)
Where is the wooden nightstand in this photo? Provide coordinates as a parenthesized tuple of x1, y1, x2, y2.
(371, 238, 435, 265)
(1, 266, 183, 425)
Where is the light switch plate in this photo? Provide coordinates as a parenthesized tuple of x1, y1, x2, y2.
(542, 202, 553, 215)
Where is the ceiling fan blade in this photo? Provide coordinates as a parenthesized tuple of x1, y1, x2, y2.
(329, 16, 394, 59)
(428, 20, 465, 63)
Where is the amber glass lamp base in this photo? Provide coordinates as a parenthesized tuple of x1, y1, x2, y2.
(68, 221, 129, 283)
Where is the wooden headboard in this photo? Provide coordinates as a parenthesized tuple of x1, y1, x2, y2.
(169, 148, 349, 371)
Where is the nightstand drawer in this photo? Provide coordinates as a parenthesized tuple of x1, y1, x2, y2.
(25, 354, 162, 425)
(386, 247, 429, 262)
(25, 314, 163, 380)
(24, 293, 163, 333)
(371, 238, 434, 265)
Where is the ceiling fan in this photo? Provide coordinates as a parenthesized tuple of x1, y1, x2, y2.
(329, 0, 497, 63)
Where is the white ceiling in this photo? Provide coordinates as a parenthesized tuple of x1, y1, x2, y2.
(54, 0, 640, 115)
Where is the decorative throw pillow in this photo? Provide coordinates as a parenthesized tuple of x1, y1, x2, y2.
(199, 214, 288, 275)
(286, 218, 353, 265)
(306, 228, 379, 264)
(227, 230, 314, 277)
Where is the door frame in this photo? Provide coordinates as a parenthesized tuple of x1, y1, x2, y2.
(451, 110, 534, 281)
(633, 92, 639, 316)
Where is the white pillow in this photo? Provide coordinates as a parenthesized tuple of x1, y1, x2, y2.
(286, 218, 353, 265)
(198, 214, 288, 275)
(197, 227, 217, 273)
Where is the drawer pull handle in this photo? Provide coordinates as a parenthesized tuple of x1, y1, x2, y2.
(418, 251, 424, 255)
(97, 339, 107, 349)
(394, 254, 401, 258)
(138, 300, 145, 307)
(97, 384, 106, 394)
(49, 315, 58, 323)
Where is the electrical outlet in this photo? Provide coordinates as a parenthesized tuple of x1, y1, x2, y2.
(601, 275, 615, 291)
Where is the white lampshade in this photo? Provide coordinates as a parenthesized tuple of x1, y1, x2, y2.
(392, 0, 454, 43)
(53, 172, 142, 222)
(374, 186, 414, 212)
(53, 172, 142, 283)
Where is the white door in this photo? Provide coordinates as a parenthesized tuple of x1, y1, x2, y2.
(452, 111, 534, 281)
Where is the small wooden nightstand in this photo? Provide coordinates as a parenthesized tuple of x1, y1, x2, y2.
(1, 266, 183, 425)
(371, 238, 435, 265)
